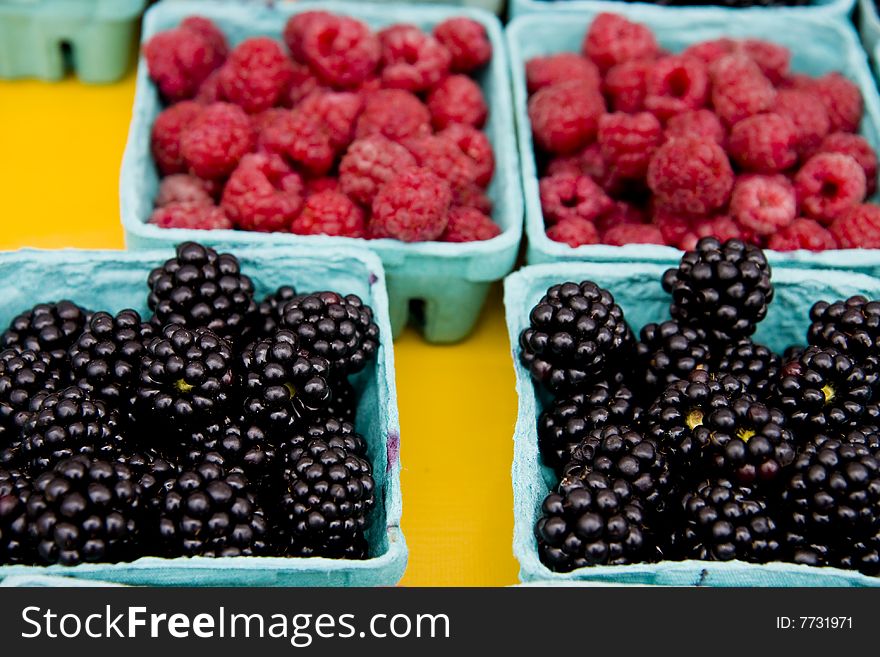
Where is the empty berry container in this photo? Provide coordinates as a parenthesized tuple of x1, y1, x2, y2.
(120, 0, 522, 344)
(510, 0, 856, 18)
(505, 260, 880, 586)
(0, 245, 406, 586)
(0, 0, 145, 83)
(508, 5, 880, 276)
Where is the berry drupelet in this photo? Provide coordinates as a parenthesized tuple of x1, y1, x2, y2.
(280, 416, 368, 460)
(182, 416, 277, 487)
(519, 281, 634, 394)
(716, 338, 781, 400)
(251, 285, 298, 340)
(147, 242, 258, 345)
(662, 238, 773, 343)
(1, 300, 90, 374)
(0, 348, 60, 450)
(0, 467, 32, 565)
(808, 296, 880, 388)
(635, 320, 711, 397)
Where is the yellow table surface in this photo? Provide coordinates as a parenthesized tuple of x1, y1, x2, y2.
(0, 72, 520, 586)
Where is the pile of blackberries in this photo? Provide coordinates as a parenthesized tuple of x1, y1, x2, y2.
(0, 242, 380, 566)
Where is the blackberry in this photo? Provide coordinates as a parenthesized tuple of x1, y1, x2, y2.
(803, 426, 880, 456)
(674, 479, 781, 563)
(241, 329, 332, 434)
(157, 458, 269, 557)
(137, 324, 237, 432)
(69, 309, 154, 412)
(121, 450, 178, 513)
(519, 281, 634, 394)
(0, 348, 60, 449)
(537, 382, 642, 470)
(278, 416, 368, 460)
(147, 241, 258, 344)
(716, 338, 780, 399)
(837, 541, 880, 576)
(808, 296, 880, 387)
(635, 320, 711, 397)
(281, 291, 379, 376)
(20, 387, 124, 476)
(662, 237, 773, 343)
(26, 455, 142, 565)
(1, 300, 90, 373)
(535, 471, 656, 572)
(251, 285, 298, 340)
(278, 435, 375, 559)
(774, 346, 872, 436)
(182, 416, 277, 486)
(0, 468, 32, 565)
(562, 424, 670, 511)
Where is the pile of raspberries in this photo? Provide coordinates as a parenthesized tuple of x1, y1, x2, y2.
(144, 12, 500, 243)
(529, 13, 880, 252)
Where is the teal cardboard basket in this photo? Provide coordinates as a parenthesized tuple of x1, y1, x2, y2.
(510, 0, 855, 18)
(0, 245, 406, 587)
(507, 6, 880, 276)
(505, 261, 880, 586)
(0, 0, 145, 82)
(860, 0, 880, 59)
(120, 0, 522, 344)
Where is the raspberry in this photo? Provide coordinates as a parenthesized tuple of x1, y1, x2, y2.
(603, 60, 650, 113)
(305, 177, 340, 196)
(728, 113, 798, 174)
(767, 218, 837, 251)
(644, 55, 709, 121)
(433, 17, 491, 74)
(296, 91, 363, 149)
(830, 204, 880, 248)
(528, 80, 606, 155)
(254, 107, 289, 136)
(710, 54, 775, 126)
(546, 143, 606, 180)
(730, 175, 797, 236)
(664, 109, 726, 146)
(686, 214, 746, 250)
(155, 174, 214, 207)
(546, 217, 599, 247)
(218, 38, 294, 114)
(283, 11, 333, 62)
(596, 201, 645, 236)
(291, 190, 365, 238)
(144, 25, 224, 102)
(602, 223, 664, 245)
(284, 62, 324, 107)
(598, 111, 662, 179)
(582, 13, 659, 73)
(339, 135, 417, 206)
(540, 172, 613, 224)
(180, 102, 255, 180)
(647, 137, 734, 216)
(371, 167, 452, 242)
(379, 24, 451, 92)
(739, 40, 790, 86)
(300, 14, 380, 88)
(804, 73, 863, 134)
(772, 89, 830, 155)
(406, 134, 477, 193)
(452, 183, 493, 215)
(195, 69, 224, 104)
(151, 102, 203, 176)
(427, 75, 487, 130)
(794, 153, 867, 224)
(441, 207, 501, 242)
(681, 38, 736, 66)
(439, 124, 495, 188)
(818, 132, 879, 196)
(526, 53, 601, 94)
(355, 89, 431, 142)
(220, 153, 304, 232)
(653, 208, 692, 247)
(259, 108, 335, 177)
(180, 17, 228, 62)
(148, 202, 232, 231)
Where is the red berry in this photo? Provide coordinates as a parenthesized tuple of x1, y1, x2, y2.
(305, 177, 340, 196)
(817, 132, 879, 196)
(729, 174, 797, 236)
(181, 17, 228, 61)
(830, 203, 880, 248)
(768, 218, 837, 251)
(546, 217, 599, 247)
(598, 111, 662, 179)
(664, 109, 726, 147)
(772, 89, 830, 155)
(442, 207, 501, 242)
(433, 17, 492, 74)
(644, 55, 709, 122)
(681, 38, 736, 66)
(710, 54, 775, 126)
(291, 190, 365, 237)
(596, 201, 645, 236)
(195, 69, 224, 104)
(582, 13, 659, 73)
(728, 113, 798, 174)
(180, 102, 255, 179)
(688, 214, 747, 249)
(802, 73, 863, 134)
(379, 24, 451, 92)
(218, 38, 294, 114)
(155, 174, 214, 208)
(794, 152, 867, 224)
(259, 109, 335, 177)
(427, 75, 488, 130)
(545, 143, 606, 180)
(283, 11, 333, 62)
(284, 62, 324, 107)
(440, 123, 495, 189)
(604, 60, 650, 113)
(452, 183, 493, 215)
(540, 172, 613, 224)
(653, 208, 692, 247)
(301, 14, 380, 88)
(339, 135, 417, 206)
(526, 53, 600, 94)
(528, 80, 606, 155)
(296, 90, 363, 149)
(151, 101, 203, 176)
(406, 134, 478, 193)
(739, 40, 790, 85)
(603, 222, 663, 245)
(221, 153, 304, 232)
(355, 89, 431, 142)
(149, 202, 231, 231)
(370, 168, 452, 242)
(144, 25, 224, 102)
(647, 137, 734, 216)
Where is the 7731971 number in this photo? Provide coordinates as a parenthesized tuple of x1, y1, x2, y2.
(800, 617, 852, 629)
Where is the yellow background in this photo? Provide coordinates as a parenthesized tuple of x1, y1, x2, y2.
(0, 73, 520, 586)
